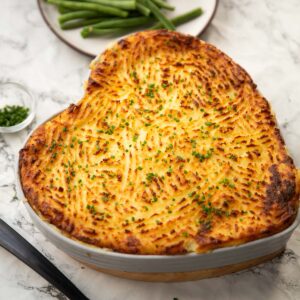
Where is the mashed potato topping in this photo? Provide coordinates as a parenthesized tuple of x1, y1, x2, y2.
(19, 30, 299, 254)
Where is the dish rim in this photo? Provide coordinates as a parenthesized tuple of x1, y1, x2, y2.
(16, 109, 300, 260)
(37, 0, 220, 57)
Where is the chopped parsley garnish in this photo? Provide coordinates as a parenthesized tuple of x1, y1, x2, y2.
(190, 139, 197, 148)
(0, 105, 29, 127)
(132, 134, 139, 142)
(167, 143, 173, 150)
(229, 154, 237, 160)
(219, 178, 235, 188)
(192, 148, 214, 162)
(146, 83, 156, 98)
(49, 140, 57, 151)
(86, 204, 96, 214)
(152, 196, 158, 203)
(202, 203, 213, 215)
(130, 71, 137, 79)
(146, 173, 157, 182)
(105, 125, 116, 135)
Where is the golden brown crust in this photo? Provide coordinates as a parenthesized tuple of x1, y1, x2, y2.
(19, 30, 299, 254)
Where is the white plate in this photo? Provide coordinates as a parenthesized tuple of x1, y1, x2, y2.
(37, 0, 219, 57)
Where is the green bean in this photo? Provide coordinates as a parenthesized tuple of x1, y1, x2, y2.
(128, 11, 145, 17)
(57, 4, 89, 13)
(47, 0, 129, 17)
(61, 17, 108, 29)
(92, 16, 153, 29)
(136, 1, 150, 16)
(145, 0, 175, 30)
(78, 0, 136, 10)
(81, 27, 126, 38)
(152, 0, 174, 11)
(151, 8, 203, 29)
(58, 5, 72, 13)
(58, 11, 108, 24)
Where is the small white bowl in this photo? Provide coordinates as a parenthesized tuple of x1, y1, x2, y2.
(0, 82, 35, 133)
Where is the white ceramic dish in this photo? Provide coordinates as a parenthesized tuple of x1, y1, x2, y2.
(37, 0, 219, 57)
(15, 111, 300, 279)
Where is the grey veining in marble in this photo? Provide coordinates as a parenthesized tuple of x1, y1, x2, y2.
(1, 0, 300, 299)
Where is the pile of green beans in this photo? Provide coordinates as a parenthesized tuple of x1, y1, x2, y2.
(46, 0, 203, 38)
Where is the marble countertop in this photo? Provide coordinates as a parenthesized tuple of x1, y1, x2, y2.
(1, 0, 300, 299)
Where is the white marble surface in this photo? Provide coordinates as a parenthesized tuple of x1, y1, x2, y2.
(1, 0, 300, 299)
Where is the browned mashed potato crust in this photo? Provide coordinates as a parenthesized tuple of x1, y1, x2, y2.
(20, 30, 300, 254)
